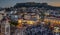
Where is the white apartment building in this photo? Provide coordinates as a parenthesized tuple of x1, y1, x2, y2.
(1, 19, 10, 35)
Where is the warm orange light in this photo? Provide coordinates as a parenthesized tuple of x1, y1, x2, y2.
(17, 19, 23, 28)
(58, 21, 60, 24)
(27, 20, 34, 25)
(18, 19, 22, 23)
(44, 18, 60, 25)
(17, 24, 23, 29)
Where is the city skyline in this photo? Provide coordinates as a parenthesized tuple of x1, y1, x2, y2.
(0, 0, 60, 8)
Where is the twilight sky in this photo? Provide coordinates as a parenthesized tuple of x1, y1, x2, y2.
(0, 0, 60, 8)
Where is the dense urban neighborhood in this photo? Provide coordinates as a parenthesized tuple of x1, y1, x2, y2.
(0, 2, 60, 35)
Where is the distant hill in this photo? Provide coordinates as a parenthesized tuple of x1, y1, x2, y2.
(14, 2, 60, 10)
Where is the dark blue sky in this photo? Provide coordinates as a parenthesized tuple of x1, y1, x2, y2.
(0, 0, 60, 8)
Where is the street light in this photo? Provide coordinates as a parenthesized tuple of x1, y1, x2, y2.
(18, 19, 22, 24)
(17, 19, 23, 28)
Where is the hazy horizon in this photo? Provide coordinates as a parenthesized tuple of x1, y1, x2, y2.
(0, 0, 60, 8)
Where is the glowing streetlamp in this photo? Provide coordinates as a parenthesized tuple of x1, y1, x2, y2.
(18, 19, 22, 24)
(17, 19, 23, 28)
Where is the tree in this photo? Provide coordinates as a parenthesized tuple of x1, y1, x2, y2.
(10, 21, 18, 27)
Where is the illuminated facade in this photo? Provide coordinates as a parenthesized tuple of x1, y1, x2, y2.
(44, 17, 60, 27)
(17, 12, 40, 28)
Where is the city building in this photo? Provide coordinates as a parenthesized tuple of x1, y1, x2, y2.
(1, 18, 10, 35)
